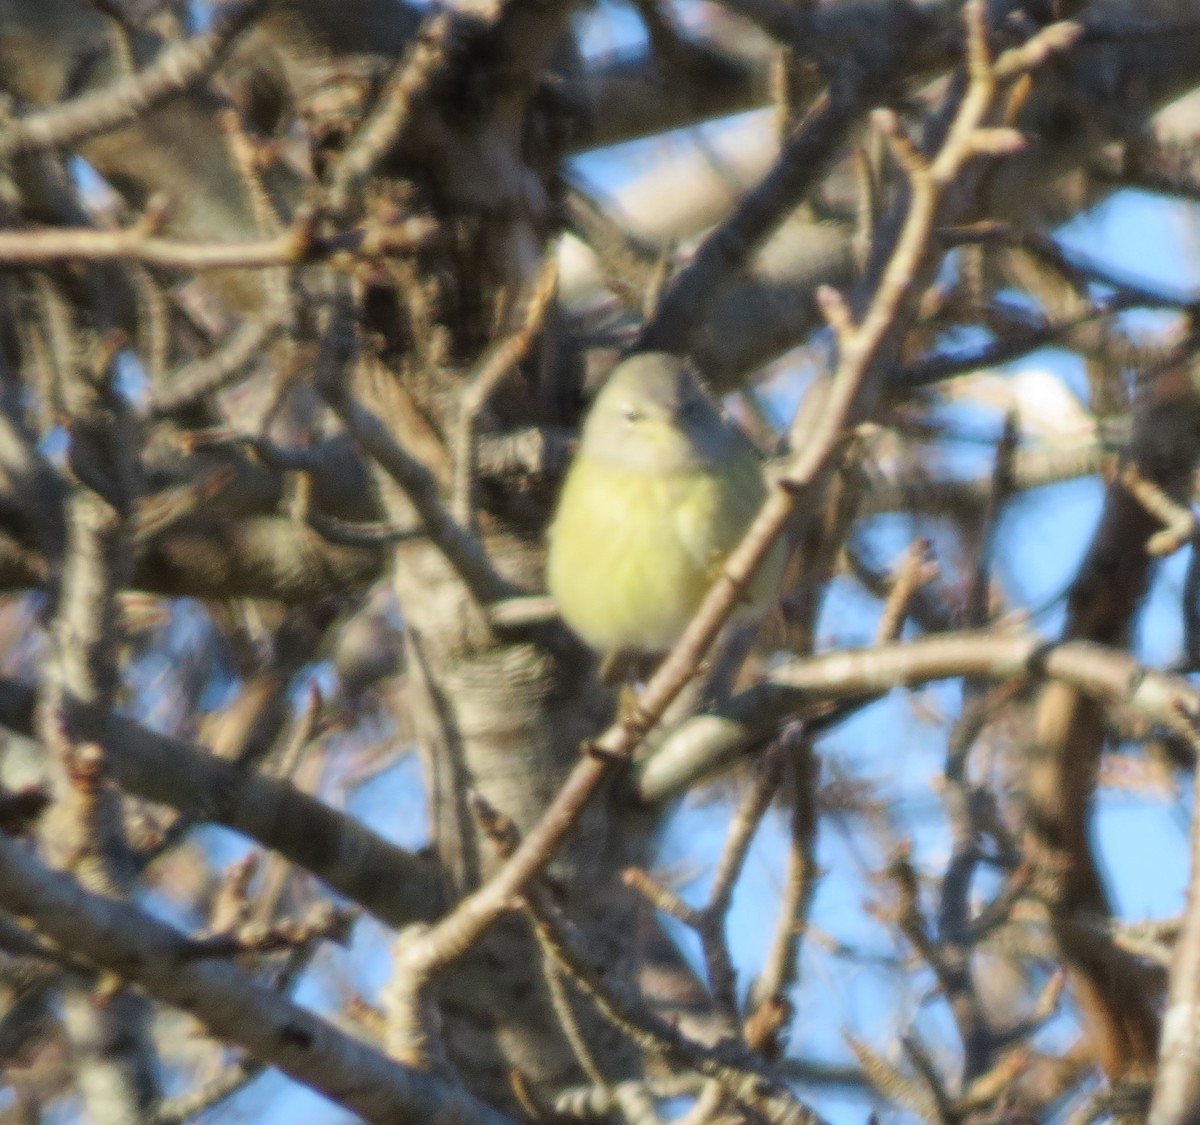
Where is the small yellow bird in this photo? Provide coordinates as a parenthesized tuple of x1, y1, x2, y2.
(547, 352, 783, 658)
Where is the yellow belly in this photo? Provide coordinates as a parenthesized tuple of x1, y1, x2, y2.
(546, 456, 779, 654)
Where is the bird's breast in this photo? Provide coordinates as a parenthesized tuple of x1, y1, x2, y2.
(547, 460, 745, 654)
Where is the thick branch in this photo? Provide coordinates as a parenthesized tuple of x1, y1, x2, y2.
(0, 678, 444, 927)
(0, 831, 511, 1125)
(637, 631, 1200, 802)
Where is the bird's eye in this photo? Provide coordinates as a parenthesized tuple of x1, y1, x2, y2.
(622, 406, 643, 423)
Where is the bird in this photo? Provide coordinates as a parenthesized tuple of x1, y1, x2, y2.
(547, 351, 784, 663)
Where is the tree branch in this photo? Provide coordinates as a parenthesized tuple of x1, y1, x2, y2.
(0, 677, 444, 928)
(637, 631, 1200, 802)
(0, 831, 512, 1125)
(0, 0, 271, 159)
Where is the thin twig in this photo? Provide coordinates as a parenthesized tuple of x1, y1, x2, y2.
(1121, 462, 1197, 556)
(940, 221, 1200, 311)
(846, 1035, 941, 1119)
(875, 538, 936, 643)
(316, 296, 513, 607)
(893, 290, 1159, 390)
(669, 741, 793, 1024)
(0, 0, 270, 158)
(36, 322, 158, 1117)
(0, 214, 435, 270)
(750, 733, 820, 1032)
(0, 829, 510, 1125)
(144, 306, 286, 417)
(151, 1057, 265, 1125)
(452, 257, 559, 528)
(181, 901, 355, 960)
(1150, 737, 1200, 1118)
(522, 890, 817, 1125)
(305, 509, 421, 549)
(326, 14, 454, 214)
(486, 595, 560, 630)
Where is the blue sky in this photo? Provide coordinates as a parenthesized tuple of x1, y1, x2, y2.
(140, 10, 1200, 1121)
(222, 203, 1197, 1125)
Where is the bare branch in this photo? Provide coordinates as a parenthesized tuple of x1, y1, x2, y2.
(0, 214, 436, 271)
(0, 677, 444, 928)
(0, 0, 271, 159)
(0, 830, 512, 1125)
(637, 630, 1200, 802)
(325, 13, 454, 214)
